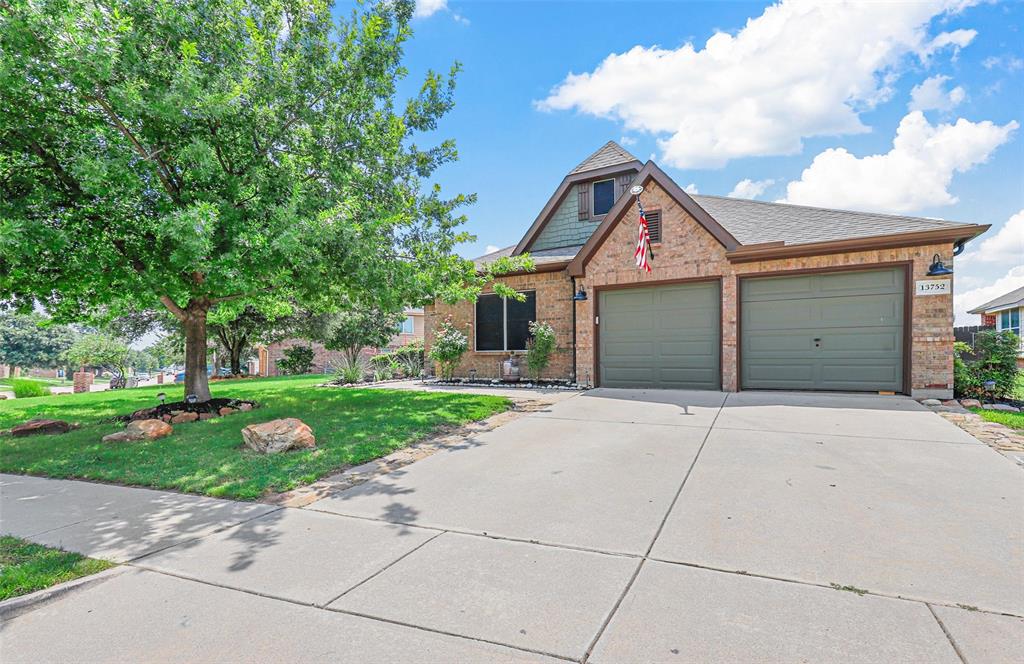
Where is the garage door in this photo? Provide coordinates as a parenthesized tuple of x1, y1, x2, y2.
(740, 268, 905, 392)
(599, 282, 720, 390)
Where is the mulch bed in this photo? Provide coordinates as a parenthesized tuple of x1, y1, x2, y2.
(118, 398, 258, 423)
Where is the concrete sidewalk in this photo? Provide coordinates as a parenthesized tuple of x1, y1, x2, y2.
(2, 388, 1022, 663)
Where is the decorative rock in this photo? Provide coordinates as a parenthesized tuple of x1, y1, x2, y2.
(960, 398, 982, 409)
(103, 418, 172, 443)
(238, 403, 253, 412)
(920, 398, 942, 407)
(0, 394, 7, 400)
(11, 419, 72, 437)
(170, 411, 199, 424)
(218, 407, 237, 417)
(241, 418, 315, 454)
(986, 403, 1021, 412)
(198, 412, 215, 420)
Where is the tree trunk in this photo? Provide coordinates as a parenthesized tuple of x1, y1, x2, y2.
(230, 346, 242, 375)
(182, 305, 212, 402)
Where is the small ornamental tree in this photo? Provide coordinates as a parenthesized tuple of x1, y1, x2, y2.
(0, 0, 530, 402)
(318, 306, 406, 367)
(526, 321, 557, 381)
(64, 333, 131, 379)
(429, 319, 468, 380)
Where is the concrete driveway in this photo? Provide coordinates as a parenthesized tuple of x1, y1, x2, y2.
(2, 389, 1021, 663)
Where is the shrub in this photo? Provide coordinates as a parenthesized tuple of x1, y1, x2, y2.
(393, 340, 424, 377)
(954, 330, 1020, 399)
(277, 345, 314, 375)
(11, 379, 49, 399)
(525, 321, 557, 381)
(335, 355, 367, 384)
(428, 320, 467, 381)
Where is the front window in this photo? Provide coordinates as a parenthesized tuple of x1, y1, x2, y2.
(398, 316, 415, 335)
(999, 309, 1021, 336)
(592, 179, 615, 216)
(475, 291, 537, 351)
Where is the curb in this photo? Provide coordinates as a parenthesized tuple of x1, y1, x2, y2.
(0, 565, 126, 621)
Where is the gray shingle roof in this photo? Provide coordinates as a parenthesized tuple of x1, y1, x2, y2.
(569, 141, 640, 175)
(474, 244, 582, 270)
(691, 195, 974, 247)
(967, 286, 1024, 314)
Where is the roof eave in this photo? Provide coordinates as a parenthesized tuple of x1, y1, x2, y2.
(968, 301, 1024, 315)
(475, 260, 570, 278)
(724, 225, 990, 264)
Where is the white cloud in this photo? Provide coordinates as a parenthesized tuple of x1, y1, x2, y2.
(728, 178, 775, 199)
(779, 111, 1017, 212)
(982, 55, 1024, 72)
(484, 244, 500, 254)
(537, 0, 978, 168)
(960, 209, 1024, 266)
(683, 183, 699, 195)
(954, 265, 1024, 325)
(414, 0, 447, 18)
(909, 75, 966, 111)
(619, 136, 637, 146)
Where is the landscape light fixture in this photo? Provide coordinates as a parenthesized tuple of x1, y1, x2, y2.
(157, 392, 166, 404)
(185, 394, 198, 404)
(927, 254, 953, 276)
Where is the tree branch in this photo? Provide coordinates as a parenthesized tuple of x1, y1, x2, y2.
(159, 295, 187, 322)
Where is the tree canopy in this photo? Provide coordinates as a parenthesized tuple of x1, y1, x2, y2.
(0, 313, 77, 371)
(0, 0, 530, 399)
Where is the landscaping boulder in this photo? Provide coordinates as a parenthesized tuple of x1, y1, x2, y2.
(238, 403, 253, 412)
(984, 403, 1021, 412)
(241, 418, 315, 454)
(11, 419, 71, 437)
(960, 398, 982, 409)
(103, 419, 173, 443)
(218, 407, 237, 417)
(170, 411, 199, 424)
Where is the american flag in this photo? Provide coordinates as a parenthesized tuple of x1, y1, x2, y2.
(634, 199, 653, 272)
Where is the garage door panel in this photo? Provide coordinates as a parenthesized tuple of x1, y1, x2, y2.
(599, 282, 720, 390)
(741, 269, 904, 392)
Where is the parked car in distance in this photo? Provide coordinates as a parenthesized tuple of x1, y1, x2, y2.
(174, 371, 185, 383)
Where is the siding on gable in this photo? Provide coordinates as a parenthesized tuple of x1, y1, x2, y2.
(532, 186, 596, 251)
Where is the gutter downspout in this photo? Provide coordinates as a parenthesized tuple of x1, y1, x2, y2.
(571, 276, 578, 384)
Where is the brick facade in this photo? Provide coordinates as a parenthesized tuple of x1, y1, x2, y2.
(427, 179, 961, 397)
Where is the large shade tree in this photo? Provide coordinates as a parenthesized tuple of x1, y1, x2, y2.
(0, 312, 77, 373)
(0, 0, 528, 401)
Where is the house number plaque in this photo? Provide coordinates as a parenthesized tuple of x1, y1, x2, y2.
(915, 279, 951, 296)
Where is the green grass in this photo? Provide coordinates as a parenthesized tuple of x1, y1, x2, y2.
(0, 536, 112, 601)
(970, 407, 1024, 432)
(1015, 373, 1024, 400)
(9, 379, 50, 399)
(0, 377, 69, 387)
(0, 375, 509, 500)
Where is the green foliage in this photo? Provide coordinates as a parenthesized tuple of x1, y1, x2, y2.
(0, 314, 77, 371)
(393, 340, 424, 377)
(10, 378, 49, 398)
(0, 536, 112, 601)
(64, 334, 131, 377)
(319, 306, 405, 365)
(0, 0, 530, 400)
(277, 345, 314, 375)
(525, 321, 557, 381)
(428, 319, 467, 380)
(0, 375, 509, 500)
(335, 354, 367, 384)
(954, 331, 1021, 399)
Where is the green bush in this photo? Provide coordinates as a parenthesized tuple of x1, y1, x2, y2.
(277, 345, 314, 375)
(954, 330, 1020, 399)
(428, 320, 467, 381)
(11, 379, 50, 398)
(392, 340, 424, 377)
(526, 321, 557, 381)
(335, 355, 367, 384)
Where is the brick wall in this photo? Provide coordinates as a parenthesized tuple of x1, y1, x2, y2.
(425, 270, 575, 381)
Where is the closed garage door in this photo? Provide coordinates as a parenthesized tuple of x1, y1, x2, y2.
(740, 268, 905, 392)
(599, 282, 720, 390)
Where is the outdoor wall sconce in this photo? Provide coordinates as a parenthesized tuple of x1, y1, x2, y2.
(573, 285, 588, 301)
(927, 254, 953, 276)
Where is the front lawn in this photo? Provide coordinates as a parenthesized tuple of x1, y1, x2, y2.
(971, 407, 1024, 433)
(0, 536, 112, 601)
(0, 375, 509, 500)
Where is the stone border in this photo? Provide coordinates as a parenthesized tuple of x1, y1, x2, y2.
(262, 399, 549, 508)
(918, 399, 1024, 467)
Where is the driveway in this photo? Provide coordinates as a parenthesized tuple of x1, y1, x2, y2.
(2, 389, 1021, 663)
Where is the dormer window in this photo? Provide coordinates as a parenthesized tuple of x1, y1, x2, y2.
(592, 179, 615, 216)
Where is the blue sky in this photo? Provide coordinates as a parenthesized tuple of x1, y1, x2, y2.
(349, 1, 1023, 323)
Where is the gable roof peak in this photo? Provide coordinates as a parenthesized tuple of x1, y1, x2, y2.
(569, 140, 640, 175)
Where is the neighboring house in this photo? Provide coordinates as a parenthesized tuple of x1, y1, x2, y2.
(967, 286, 1024, 367)
(256, 308, 424, 376)
(425, 141, 990, 398)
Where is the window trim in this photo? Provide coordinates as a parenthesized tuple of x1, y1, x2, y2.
(999, 308, 1021, 336)
(591, 178, 616, 219)
(473, 290, 537, 353)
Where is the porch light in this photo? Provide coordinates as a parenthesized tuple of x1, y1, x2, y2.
(573, 285, 588, 302)
(927, 254, 953, 276)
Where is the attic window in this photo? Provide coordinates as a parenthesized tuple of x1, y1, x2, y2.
(592, 179, 615, 216)
(646, 210, 662, 243)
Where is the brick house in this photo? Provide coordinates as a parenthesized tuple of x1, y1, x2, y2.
(425, 142, 990, 398)
(257, 308, 424, 376)
(967, 286, 1024, 367)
